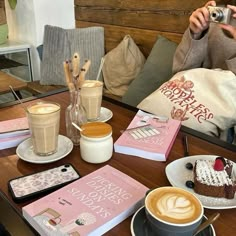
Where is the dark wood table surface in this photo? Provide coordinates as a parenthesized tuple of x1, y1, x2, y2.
(0, 91, 235, 236)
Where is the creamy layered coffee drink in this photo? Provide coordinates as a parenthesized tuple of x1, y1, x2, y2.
(27, 102, 60, 156)
(146, 187, 203, 225)
(80, 81, 103, 121)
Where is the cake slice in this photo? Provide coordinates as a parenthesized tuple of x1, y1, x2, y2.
(193, 157, 236, 199)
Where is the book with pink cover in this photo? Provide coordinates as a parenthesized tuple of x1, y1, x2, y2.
(22, 165, 149, 236)
(114, 110, 181, 161)
(0, 117, 30, 150)
(0, 117, 29, 134)
(0, 133, 31, 150)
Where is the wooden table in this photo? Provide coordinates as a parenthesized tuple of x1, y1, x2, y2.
(0, 91, 235, 236)
(0, 71, 27, 99)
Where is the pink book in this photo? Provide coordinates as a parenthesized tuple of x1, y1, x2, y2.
(0, 133, 31, 150)
(0, 117, 29, 134)
(22, 165, 149, 236)
(0, 117, 30, 150)
(114, 110, 181, 161)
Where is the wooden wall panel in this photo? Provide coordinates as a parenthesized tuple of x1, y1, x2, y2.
(0, 0, 6, 25)
(0, 0, 4, 8)
(75, 0, 215, 10)
(74, 0, 233, 55)
(76, 21, 182, 57)
(75, 8, 190, 34)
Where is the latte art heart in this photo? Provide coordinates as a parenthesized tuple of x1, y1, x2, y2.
(157, 193, 195, 220)
(146, 187, 203, 224)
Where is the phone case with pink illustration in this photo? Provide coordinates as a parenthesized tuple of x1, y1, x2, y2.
(8, 164, 80, 203)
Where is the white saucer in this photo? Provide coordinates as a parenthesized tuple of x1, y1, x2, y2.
(98, 107, 113, 122)
(16, 135, 73, 164)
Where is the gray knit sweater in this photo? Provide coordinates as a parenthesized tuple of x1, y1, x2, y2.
(173, 20, 236, 74)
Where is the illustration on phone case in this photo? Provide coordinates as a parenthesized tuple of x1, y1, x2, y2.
(9, 165, 79, 198)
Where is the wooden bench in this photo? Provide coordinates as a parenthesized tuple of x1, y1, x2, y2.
(24, 1, 228, 97)
(74, 0, 229, 101)
(74, 0, 230, 101)
(74, 0, 228, 55)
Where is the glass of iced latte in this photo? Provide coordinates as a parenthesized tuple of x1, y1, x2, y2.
(80, 80, 103, 121)
(26, 102, 61, 156)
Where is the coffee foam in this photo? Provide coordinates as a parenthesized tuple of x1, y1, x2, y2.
(28, 103, 60, 115)
(82, 81, 102, 88)
(146, 188, 202, 224)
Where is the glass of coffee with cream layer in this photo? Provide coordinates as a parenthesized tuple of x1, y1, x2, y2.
(80, 80, 103, 121)
(26, 102, 61, 156)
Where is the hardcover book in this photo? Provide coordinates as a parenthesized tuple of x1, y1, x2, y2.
(0, 117, 29, 134)
(22, 165, 149, 236)
(114, 110, 181, 161)
(0, 132, 31, 150)
(0, 117, 30, 150)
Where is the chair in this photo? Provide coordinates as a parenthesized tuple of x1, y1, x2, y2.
(26, 25, 105, 95)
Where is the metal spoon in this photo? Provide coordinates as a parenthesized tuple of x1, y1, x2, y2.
(193, 212, 220, 236)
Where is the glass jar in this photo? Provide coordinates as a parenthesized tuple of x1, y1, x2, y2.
(80, 122, 113, 163)
(65, 90, 87, 145)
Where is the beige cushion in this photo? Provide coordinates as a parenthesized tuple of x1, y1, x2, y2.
(102, 35, 145, 97)
(138, 68, 236, 137)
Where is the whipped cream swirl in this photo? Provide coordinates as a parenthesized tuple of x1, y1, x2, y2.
(157, 193, 195, 220)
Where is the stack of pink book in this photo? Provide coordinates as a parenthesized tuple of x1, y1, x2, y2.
(0, 117, 30, 150)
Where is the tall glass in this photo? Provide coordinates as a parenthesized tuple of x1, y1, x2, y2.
(80, 81, 103, 121)
(26, 102, 60, 156)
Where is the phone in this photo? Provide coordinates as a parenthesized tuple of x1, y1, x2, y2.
(8, 163, 80, 203)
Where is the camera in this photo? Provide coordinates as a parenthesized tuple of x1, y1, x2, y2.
(208, 6, 232, 24)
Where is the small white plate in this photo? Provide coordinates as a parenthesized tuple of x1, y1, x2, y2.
(16, 135, 73, 164)
(98, 107, 113, 122)
(165, 155, 236, 209)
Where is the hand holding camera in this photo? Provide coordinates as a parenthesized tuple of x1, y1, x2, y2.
(190, 1, 236, 39)
(189, 1, 216, 39)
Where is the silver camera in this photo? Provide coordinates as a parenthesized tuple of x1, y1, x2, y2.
(208, 6, 232, 24)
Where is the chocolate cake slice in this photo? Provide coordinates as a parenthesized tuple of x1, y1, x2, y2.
(193, 157, 236, 199)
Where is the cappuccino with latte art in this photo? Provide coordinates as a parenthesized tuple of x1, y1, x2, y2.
(145, 187, 203, 236)
(146, 187, 202, 224)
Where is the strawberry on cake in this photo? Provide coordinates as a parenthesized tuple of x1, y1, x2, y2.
(193, 157, 235, 199)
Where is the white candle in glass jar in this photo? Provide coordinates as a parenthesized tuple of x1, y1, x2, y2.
(80, 122, 113, 163)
